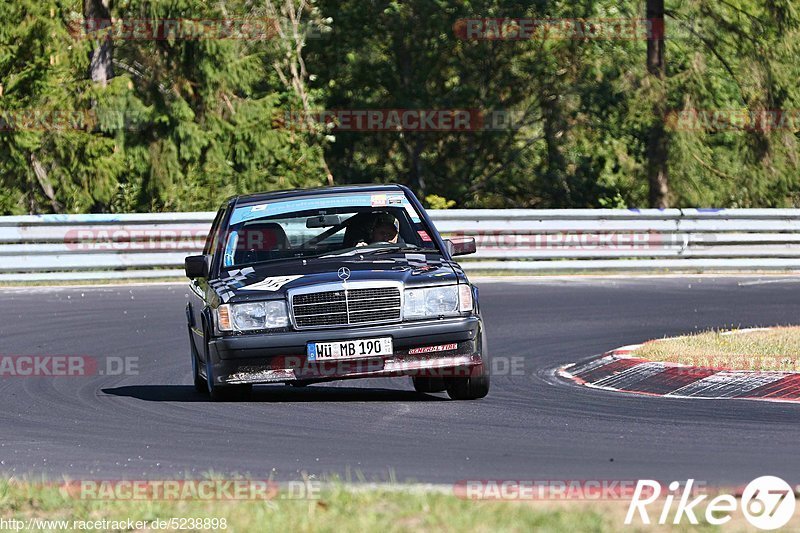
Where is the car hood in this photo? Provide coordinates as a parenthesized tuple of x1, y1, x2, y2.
(210, 252, 459, 303)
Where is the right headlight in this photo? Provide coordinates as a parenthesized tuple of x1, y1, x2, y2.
(403, 284, 472, 320)
(216, 301, 289, 332)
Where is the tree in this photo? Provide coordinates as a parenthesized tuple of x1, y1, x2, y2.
(1, 0, 798, 213)
(83, 0, 113, 85)
(646, 0, 668, 207)
(0, 0, 328, 214)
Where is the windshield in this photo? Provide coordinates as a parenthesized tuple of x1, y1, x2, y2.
(221, 192, 439, 267)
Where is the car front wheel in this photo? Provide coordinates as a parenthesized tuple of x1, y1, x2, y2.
(445, 371, 489, 400)
(411, 377, 447, 393)
(203, 329, 252, 402)
(445, 334, 490, 400)
(189, 327, 206, 393)
(192, 350, 206, 393)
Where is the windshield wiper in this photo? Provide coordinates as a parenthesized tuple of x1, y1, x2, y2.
(363, 245, 435, 255)
(318, 246, 389, 258)
(319, 245, 433, 258)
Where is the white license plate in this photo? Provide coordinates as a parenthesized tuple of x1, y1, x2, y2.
(307, 337, 393, 361)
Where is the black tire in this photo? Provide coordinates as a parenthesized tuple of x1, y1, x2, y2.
(445, 333, 490, 400)
(192, 351, 206, 393)
(412, 377, 447, 393)
(445, 372, 489, 400)
(203, 327, 252, 402)
(189, 327, 207, 393)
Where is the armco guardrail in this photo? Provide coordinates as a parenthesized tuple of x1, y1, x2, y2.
(2, 209, 800, 281)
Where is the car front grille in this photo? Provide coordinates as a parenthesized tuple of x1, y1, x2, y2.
(291, 285, 402, 329)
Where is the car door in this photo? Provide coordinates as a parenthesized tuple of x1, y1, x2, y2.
(188, 207, 226, 353)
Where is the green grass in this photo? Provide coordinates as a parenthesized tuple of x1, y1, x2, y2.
(0, 478, 774, 532)
(0, 479, 617, 533)
(632, 326, 800, 371)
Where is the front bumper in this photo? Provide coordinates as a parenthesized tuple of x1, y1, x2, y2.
(207, 316, 484, 385)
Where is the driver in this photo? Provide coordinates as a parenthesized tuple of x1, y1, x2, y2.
(357, 212, 400, 246)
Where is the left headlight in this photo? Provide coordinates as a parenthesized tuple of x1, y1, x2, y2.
(404, 285, 472, 319)
(217, 301, 289, 332)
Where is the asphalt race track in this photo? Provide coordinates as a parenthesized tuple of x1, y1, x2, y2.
(1, 276, 799, 486)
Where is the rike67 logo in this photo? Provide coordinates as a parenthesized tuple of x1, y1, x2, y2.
(625, 476, 795, 530)
(741, 477, 796, 530)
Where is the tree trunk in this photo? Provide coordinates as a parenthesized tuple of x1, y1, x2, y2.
(646, 0, 668, 208)
(84, 0, 114, 86)
(30, 154, 63, 213)
(541, 91, 569, 206)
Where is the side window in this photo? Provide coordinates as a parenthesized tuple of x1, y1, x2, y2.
(203, 208, 226, 256)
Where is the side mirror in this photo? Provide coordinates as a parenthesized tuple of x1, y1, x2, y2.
(444, 237, 477, 256)
(185, 254, 210, 278)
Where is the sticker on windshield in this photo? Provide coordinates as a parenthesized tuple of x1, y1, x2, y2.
(371, 194, 387, 207)
(230, 195, 384, 225)
(223, 231, 238, 267)
(241, 275, 303, 291)
(404, 202, 421, 222)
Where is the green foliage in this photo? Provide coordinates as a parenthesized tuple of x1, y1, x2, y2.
(424, 194, 456, 209)
(0, 0, 326, 214)
(0, 0, 798, 213)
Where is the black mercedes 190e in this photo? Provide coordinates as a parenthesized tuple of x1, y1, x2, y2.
(185, 184, 489, 401)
